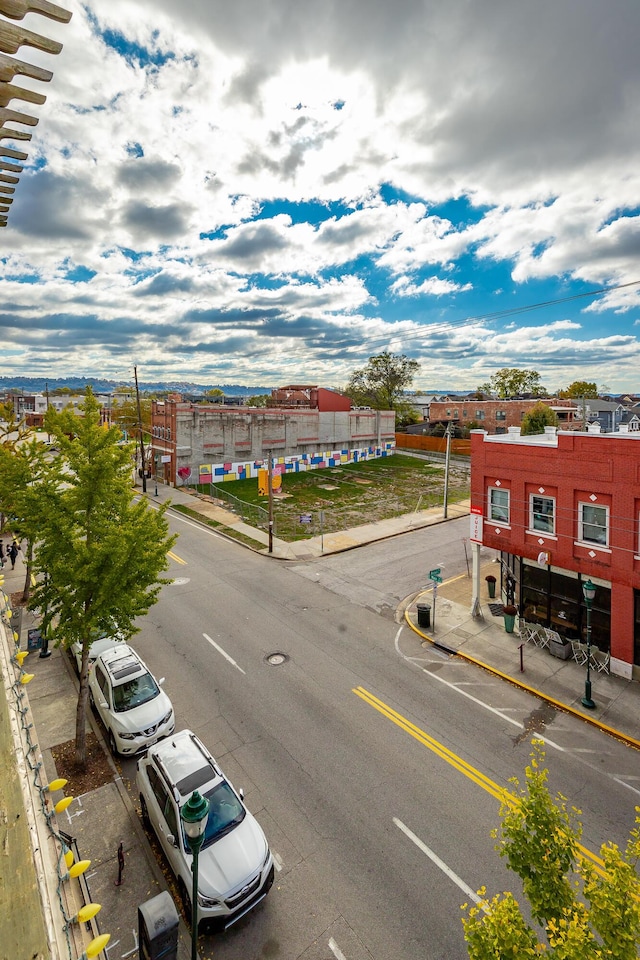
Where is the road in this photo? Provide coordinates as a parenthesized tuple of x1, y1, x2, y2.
(122, 508, 640, 960)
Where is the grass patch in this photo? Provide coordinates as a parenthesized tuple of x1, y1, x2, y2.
(191, 454, 469, 542)
(171, 503, 267, 550)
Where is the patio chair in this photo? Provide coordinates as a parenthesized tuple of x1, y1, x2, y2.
(519, 621, 539, 644)
(570, 638, 589, 665)
(590, 648, 611, 674)
(531, 625, 550, 648)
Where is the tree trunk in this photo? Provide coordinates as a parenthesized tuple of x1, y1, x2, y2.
(75, 650, 89, 768)
(21, 541, 32, 604)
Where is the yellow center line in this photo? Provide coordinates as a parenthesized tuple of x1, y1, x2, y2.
(167, 550, 186, 565)
(352, 686, 605, 872)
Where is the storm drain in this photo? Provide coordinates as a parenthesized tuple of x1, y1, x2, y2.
(265, 653, 289, 666)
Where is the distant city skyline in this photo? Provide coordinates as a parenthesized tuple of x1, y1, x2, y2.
(2, 0, 639, 391)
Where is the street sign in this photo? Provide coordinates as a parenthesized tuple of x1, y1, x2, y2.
(431, 574, 443, 584)
(428, 567, 441, 580)
(299, 513, 312, 524)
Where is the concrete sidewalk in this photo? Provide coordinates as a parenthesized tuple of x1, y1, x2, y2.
(149, 479, 472, 559)
(2, 484, 639, 960)
(0, 554, 191, 960)
(404, 561, 640, 749)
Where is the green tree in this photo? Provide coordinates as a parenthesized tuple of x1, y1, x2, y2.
(478, 368, 547, 399)
(246, 394, 269, 408)
(111, 395, 151, 440)
(558, 381, 599, 399)
(521, 401, 558, 436)
(462, 742, 640, 958)
(395, 402, 422, 431)
(204, 388, 224, 401)
(28, 388, 176, 766)
(0, 431, 48, 601)
(346, 351, 420, 410)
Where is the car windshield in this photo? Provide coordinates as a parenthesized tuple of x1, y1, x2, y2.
(183, 781, 245, 849)
(112, 672, 160, 712)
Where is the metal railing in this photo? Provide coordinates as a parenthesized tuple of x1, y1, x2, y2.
(206, 484, 272, 533)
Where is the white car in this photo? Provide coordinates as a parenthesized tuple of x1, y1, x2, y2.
(70, 632, 124, 675)
(88, 644, 174, 756)
(137, 729, 274, 930)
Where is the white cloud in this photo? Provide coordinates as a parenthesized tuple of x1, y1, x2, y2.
(2, 0, 640, 389)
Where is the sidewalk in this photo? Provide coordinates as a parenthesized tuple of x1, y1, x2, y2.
(403, 560, 640, 749)
(150, 479, 472, 559)
(0, 554, 191, 960)
(1, 488, 639, 960)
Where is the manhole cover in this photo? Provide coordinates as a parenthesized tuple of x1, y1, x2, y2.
(266, 653, 289, 666)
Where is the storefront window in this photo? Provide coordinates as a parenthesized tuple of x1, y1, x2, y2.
(519, 560, 610, 649)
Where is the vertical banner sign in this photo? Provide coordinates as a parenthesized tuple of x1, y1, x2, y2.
(470, 506, 483, 544)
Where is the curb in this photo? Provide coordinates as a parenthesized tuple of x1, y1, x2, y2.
(404, 607, 640, 752)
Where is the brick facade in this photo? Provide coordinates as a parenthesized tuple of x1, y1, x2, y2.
(151, 400, 395, 486)
(431, 398, 579, 434)
(471, 426, 640, 678)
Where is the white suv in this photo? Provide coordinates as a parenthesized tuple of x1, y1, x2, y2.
(88, 644, 174, 755)
(137, 729, 274, 930)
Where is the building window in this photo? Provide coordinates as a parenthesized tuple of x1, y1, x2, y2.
(446, 408, 452, 416)
(476, 410, 485, 420)
(531, 495, 555, 535)
(489, 487, 510, 524)
(495, 411, 506, 421)
(579, 503, 608, 546)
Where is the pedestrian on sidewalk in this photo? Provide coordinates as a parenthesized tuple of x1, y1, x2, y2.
(8, 540, 19, 570)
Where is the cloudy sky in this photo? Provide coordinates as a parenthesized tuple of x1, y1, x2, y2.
(2, 0, 640, 392)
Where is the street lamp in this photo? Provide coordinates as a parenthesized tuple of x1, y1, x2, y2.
(581, 578, 596, 709)
(180, 789, 210, 960)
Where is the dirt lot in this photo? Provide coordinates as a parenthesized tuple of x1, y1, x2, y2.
(207, 453, 470, 541)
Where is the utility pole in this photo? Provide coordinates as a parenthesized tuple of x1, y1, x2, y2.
(443, 423, 452, 518)
(267, 450, 274, 554)
(134, 365, 147, 494)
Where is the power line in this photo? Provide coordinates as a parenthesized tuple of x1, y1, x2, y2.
(339, 278, 640, 356)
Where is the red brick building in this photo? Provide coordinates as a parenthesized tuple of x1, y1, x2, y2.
(268, 385, 351, 412)
(430, 397, 579, 433)
(471, 425, 640, 679)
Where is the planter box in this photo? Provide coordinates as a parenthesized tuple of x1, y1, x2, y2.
(549, 637, 571, 660)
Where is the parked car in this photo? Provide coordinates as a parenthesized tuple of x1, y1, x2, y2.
(70, 631, 125, 675)
(88, 644, 174, 756)
(137, 729, 274, 930)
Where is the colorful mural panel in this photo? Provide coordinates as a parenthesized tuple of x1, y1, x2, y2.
(193, 441, 395, 485)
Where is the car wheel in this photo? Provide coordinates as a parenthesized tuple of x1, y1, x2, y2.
(179, 879, 192, 925)
(108, 730, 119, 756)
(139, 795, 151, 830)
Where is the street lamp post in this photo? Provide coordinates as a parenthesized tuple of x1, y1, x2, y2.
(180, 790, 210, 960)
(581, 579, 596, 709)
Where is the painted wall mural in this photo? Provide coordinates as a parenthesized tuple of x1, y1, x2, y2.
(196, 442, 395, 485)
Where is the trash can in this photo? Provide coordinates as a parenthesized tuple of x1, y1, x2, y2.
(138, 890, 179, 960)
(416, 603, 431, 628)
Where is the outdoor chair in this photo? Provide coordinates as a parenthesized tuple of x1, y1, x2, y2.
(519, 621, 539, 644)
(590, 648, 611, 674)
(570, 638, 589, 665)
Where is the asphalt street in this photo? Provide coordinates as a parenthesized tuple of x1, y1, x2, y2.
(122, 503, 640, 960)
(5, 486, 640, 960)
